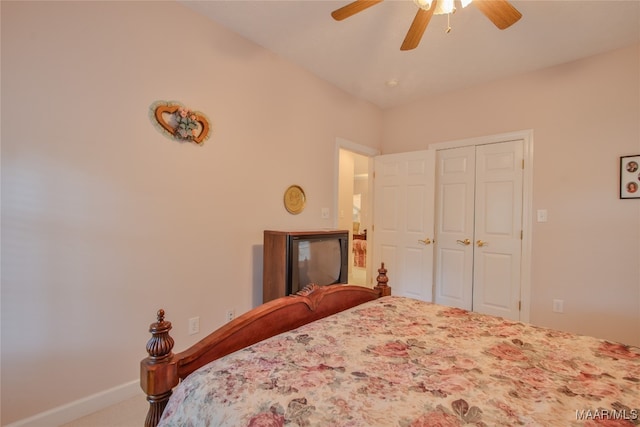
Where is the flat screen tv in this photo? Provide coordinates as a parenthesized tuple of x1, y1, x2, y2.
(263, 230, 349, 302)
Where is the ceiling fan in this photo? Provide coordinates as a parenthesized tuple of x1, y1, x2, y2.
(331, 0, 522, 51)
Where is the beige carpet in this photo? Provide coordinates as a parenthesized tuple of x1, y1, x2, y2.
(60, 394, 147, 427)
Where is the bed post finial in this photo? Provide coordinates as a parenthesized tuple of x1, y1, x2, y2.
(146, 309, 175, 362)
(142, 309, 177, 427)
(374, 262, 391, 296)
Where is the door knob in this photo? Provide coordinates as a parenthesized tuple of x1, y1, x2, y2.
(456, 239, 471, 246)
(477, 240, 488, 247)
(418, 238, 432, 245)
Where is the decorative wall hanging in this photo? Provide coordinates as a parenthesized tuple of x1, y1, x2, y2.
(620, 155, 640, 199)
(149, 101, 211, 145)
(283, 185, 306, 214)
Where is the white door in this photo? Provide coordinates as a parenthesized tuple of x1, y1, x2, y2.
(434, 140, 524, 320)
(473, 141, 523, 319)
(433, 146, 476, 310)
(373, 150, 435, 301)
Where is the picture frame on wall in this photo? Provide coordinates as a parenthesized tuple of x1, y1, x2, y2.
(620, 155, 640, 199)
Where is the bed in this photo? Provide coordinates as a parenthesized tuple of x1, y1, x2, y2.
(140, 264, 640, 426)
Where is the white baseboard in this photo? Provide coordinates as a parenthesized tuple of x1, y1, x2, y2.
(5, 379, 140, 427)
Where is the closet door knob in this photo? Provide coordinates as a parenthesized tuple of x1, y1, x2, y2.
(477, 240, 488, 247)
(418, 238, 432, 245)
(456, 239, 471, 246)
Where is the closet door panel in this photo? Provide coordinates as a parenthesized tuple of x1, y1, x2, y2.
(474, 251, 514, 310)
(434, 147, 475, 310)
(472, 141, 523, 320)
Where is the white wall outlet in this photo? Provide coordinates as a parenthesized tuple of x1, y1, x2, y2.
(226, 309, 235, 322)
(188, 316, 200, 335)
(552, 299, 564, 313)
(321, 208, 329, 219)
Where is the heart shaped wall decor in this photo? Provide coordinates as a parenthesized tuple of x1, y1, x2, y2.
(150, 101, 211, 145)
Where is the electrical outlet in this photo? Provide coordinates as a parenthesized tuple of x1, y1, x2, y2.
(226, 309, 235, 322)
(188, 317, 200, 335)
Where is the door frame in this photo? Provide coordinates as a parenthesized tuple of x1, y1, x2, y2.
(430, 129, 533, 322)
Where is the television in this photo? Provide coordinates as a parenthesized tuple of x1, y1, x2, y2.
(263, 230, 349, 303)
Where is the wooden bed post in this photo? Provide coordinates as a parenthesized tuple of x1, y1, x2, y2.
(140, 309, 178, 427)
(374, 262, 391, 296)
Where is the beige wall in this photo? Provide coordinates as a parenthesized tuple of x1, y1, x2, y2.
(2, 0, 639, 424)
(0, 1, 382, 424)
(381, 44, 640, 347)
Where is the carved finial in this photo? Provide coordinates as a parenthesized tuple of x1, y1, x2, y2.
(376, 263, 388, 285)
(374, 262, 391, 296)
(146, 309, 175, 363)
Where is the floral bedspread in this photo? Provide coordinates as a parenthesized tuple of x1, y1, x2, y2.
(159, 296, 640, 426)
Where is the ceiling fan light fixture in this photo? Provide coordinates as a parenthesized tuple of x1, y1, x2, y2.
(434, 0, 455, 14)
(333, 0, 522, 51)
(414, 0, 473, 15)
(412, 0, 433, 11)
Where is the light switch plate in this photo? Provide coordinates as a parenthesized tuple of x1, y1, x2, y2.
(537, 209, 548, 222)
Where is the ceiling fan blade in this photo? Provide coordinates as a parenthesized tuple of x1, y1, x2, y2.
(400, 4, 436, 51)
(331, 0, 383, 21)
(473, 0, 522, 30)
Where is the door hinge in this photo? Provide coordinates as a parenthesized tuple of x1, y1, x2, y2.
(520, 230, 523, 240)
(518, 300, 522, 311)
(522, 159, 525, 169)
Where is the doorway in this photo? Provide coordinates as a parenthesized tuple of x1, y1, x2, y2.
(336, 138, 379, 287)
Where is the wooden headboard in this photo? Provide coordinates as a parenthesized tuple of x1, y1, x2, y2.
(140, 263, 391, 427)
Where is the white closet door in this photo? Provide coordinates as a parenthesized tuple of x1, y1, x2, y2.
(434, 140, 524, 321)
(373, 150, 435, 301)
(472, 140, 523, 319)
(434, 146, 476, 310)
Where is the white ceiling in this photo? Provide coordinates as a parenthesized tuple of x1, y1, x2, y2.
(181, 0, 640, 109)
